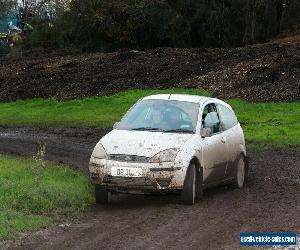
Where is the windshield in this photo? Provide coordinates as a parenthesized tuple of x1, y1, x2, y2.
(116, 99, 199, 133)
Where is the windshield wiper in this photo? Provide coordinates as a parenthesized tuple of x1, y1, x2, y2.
(131, 127, 164, 131)
(163, 129, 193, 133)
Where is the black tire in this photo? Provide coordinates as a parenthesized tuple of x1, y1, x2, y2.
(95, 185, 109, 204)
(195, 167, 203, 200)
(233, 156, 246, 189)
(244, 156, 249, 182)
(181, 162, 201, 205)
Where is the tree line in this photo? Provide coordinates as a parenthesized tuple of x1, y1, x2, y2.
(1, 0, 300, 51)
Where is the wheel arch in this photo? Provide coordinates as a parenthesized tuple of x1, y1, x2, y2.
(239, 143, 247, 158)
(190, 156, 203, 177)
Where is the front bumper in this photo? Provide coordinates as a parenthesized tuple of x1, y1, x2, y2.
(89, 158, 185, 192)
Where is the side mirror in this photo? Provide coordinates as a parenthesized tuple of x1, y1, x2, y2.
(113, 122, 120, 129)
(200, 127, 212, 138)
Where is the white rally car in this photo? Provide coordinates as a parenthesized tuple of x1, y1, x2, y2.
(89, 94, 248, 205)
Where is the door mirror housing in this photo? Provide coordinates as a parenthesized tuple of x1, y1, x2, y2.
(200, 127, 212, 138)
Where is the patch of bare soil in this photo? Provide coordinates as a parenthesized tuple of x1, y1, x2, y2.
(0, 127, 299, 250)
(0, 127, 109, 171)
(0, 39, 299, 103)
(272, 24, 300, 43)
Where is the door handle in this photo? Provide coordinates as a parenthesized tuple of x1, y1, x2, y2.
(221, 137, 226, 143)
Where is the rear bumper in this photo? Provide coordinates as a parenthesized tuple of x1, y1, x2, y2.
(89, 158, 185, 192)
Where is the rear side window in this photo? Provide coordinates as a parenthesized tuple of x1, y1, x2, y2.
(217, 104, 239, 131)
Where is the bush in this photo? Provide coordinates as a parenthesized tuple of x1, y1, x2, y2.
(0, 44, 9, 57)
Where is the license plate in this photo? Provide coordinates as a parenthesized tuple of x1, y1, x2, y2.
(111, 167, 142, 177)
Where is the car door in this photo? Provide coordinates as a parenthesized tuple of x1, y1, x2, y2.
(201, 103, 229, 185)
(216, 103, 240, 179)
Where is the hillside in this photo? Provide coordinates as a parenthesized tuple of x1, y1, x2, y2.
(0, 39, 299, 102)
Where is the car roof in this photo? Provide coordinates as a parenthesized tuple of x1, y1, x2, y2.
(142, 94, 233, 110)
(142, 94, 209, 103)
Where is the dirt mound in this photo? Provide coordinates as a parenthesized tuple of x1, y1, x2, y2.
(272, 24, 300, 43)
(0, 40, 299, 102)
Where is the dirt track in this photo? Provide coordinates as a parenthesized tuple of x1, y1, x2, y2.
(0, 127, 299, 250)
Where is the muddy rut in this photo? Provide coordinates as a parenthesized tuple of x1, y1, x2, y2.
(0, 127, 299, 250)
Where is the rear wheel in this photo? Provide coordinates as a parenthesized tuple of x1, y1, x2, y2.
(181, 163, 202, 205)
(195, 167, 203, 200)
(95, 185, 109, 204)
(233, 157, 246, 189)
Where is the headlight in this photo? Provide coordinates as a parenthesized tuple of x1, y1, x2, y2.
(91, 143, 107, 160)
(149, 148, 179, 163)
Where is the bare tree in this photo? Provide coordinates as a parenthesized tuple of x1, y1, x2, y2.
(0, 0, 17, 18)
(243, 0, 256, 45)
(16, 0, 70, 28)
(275, 0, 289, 34)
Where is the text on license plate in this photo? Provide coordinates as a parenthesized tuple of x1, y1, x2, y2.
(111, 167, 142, 177)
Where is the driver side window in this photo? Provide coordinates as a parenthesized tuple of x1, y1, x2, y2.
(202, 103, 221, 134)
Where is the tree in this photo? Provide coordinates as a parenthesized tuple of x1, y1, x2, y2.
(21, 0, 300, 51)
(0, 0, 17, 18)
(274, 0, 290, 34)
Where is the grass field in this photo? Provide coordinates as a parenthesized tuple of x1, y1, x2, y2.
(0, 154, 93, 239)
(0, 89, 211, 127)
(227, 99, 299, 148)
(0, 89, 299, 148)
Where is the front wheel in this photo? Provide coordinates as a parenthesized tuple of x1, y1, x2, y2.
(95, 185, 109, 204)
(181, 163, 202, 205)
(233, 157, 246, 189)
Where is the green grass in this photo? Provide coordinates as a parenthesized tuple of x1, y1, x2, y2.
(0, 89, 211, 128)
(228, 99, 300, 148)
(0, 155, 93, 239)
(0, 89, 299, 148)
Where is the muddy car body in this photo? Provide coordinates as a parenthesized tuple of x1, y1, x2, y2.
(89, 94, 247, 205)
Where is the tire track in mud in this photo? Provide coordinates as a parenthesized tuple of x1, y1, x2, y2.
(0, 127, 299, 250)
(0, 127, 110, 171)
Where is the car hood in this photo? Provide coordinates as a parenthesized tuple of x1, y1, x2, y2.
(99, 129, 193, 157)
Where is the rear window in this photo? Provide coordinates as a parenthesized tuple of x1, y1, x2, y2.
(217, 104, 239, 131)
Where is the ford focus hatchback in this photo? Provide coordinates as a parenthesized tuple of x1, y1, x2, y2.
(89, 94, 247, 205)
